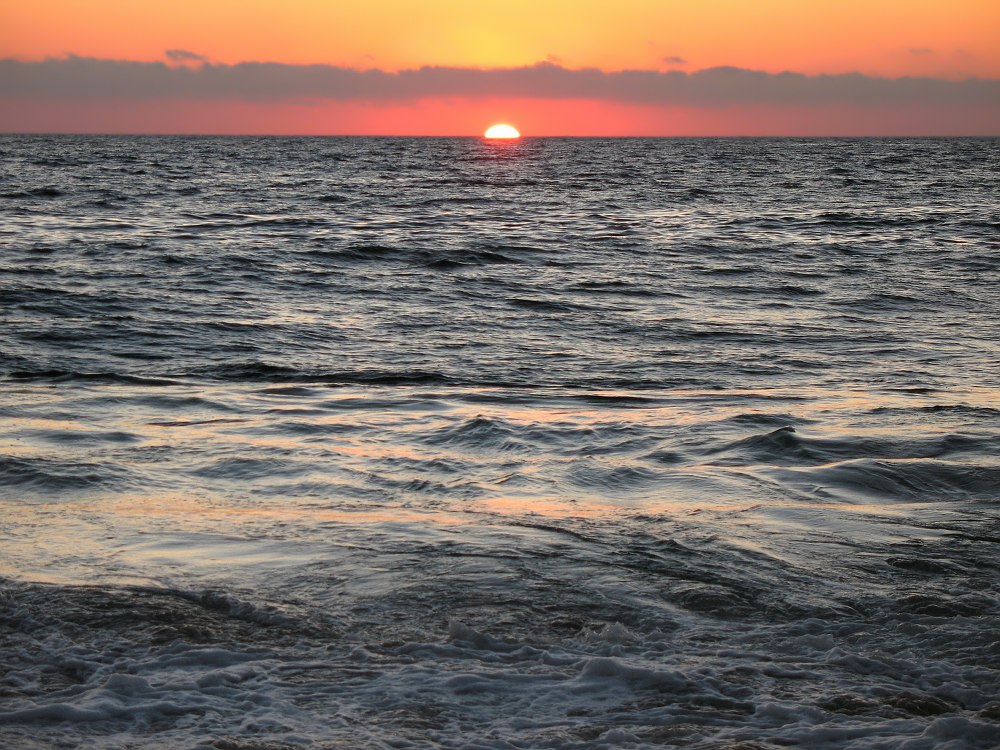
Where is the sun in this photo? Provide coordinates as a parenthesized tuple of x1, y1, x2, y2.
(484, 123, 521, 139)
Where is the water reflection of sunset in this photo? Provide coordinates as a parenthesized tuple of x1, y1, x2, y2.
(4, 380, 993, 589)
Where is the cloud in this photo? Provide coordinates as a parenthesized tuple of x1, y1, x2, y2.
(165, 49, 208, 64)
(1, 56, 997, 108)
(908, 48, 934, 57)
(662, 56, 687, 66)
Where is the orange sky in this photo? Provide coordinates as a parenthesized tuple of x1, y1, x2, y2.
(4, 0, 999, 76)
(2, 0, 999, 134)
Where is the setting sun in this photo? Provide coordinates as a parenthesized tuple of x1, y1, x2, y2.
(484, 123, 520, 139)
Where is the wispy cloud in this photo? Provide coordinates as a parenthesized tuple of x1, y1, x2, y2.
(662, 56, 687, 66)
(165, 49, 209, 64)
(1, 56, 997, 108)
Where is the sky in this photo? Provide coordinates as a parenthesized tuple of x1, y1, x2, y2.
(1, 0, 998, 135)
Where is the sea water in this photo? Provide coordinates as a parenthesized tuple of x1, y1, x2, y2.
(1, 135, 999, 748)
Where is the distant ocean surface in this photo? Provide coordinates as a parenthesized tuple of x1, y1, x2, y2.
(1, 135, 999, 749)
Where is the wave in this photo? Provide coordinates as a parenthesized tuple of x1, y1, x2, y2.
(1, 363, 668, 390)
(707, 426, 999, 467)
(422, 248, 522, 268)
(506, 297, 593, 312)
(0, 456, 132, 493)
(196, 363, 459, 386)
(421, 415, 524, 451)
(773, 458, 1000, 503)
(299, 244, 528, 267)
(1, 187, 64, 199)
(6, 370, 182, 386)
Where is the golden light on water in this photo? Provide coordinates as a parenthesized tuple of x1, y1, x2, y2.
(484, 123, 520, 139)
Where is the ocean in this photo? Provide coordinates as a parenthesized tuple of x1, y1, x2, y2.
(1, 135, 998, 749)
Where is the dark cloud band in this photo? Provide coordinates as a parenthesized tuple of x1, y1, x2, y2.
(1, 56, 997, 107)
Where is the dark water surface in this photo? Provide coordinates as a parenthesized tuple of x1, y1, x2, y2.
(1, 136, 999, 748)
